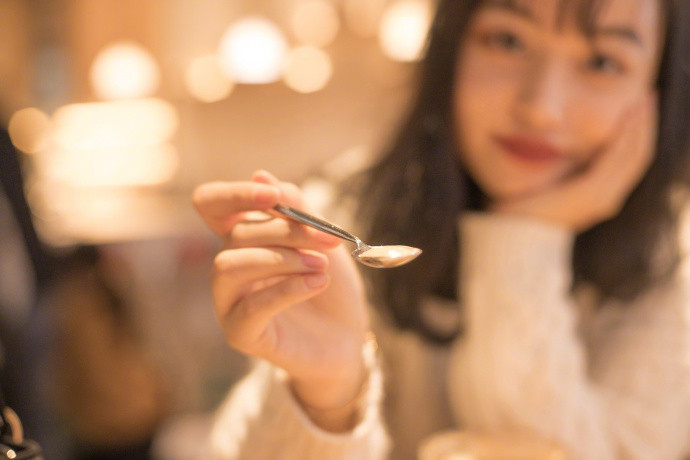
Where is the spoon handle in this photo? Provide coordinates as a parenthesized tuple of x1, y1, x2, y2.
(273, 204, 359, 244)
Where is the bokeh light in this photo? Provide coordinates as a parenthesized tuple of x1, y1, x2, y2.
(39, 98, 179, 187)
(51, 98, 177, 150)
(290, 0, 340, 47)
(283, 46, 333, 93)
(343, 0, 388, 38)
(8, 107, 51, 154)
(378, 0, 432, 62)
(89, 41, 161, 100)
(185, 55, 235, 103)
(217, 16, 288, 84)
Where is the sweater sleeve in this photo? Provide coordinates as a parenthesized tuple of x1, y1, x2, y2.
(449, 213, 690, 459)
(208, 340, 390, 460)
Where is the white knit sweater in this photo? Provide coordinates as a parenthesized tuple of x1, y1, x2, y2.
(209, 213, 690, 459)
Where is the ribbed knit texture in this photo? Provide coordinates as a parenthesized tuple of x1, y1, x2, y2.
(449, 213, 690, 459)
(209, 340, 389, 459)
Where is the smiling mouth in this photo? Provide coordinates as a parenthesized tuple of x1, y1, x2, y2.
(493, 135, 564, 163)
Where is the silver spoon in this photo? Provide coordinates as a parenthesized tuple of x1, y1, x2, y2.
(273, 203, 422, 268)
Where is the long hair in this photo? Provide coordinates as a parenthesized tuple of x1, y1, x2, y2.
(349, 0, 690, 344)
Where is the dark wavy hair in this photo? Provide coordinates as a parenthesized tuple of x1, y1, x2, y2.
(349, 0, 690, 344)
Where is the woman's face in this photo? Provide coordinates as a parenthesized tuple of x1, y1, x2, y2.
(454, 0, 662, 201)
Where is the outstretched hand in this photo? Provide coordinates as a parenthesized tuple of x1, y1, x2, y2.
(492, 92, 658, 232)
(193, 170, 369, 427)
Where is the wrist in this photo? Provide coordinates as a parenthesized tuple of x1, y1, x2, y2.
(294, 374, 368, 433)
(290, 332, 377, 432)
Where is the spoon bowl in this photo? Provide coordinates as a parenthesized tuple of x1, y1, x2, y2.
(352, 243, 422, 268)
(273, 204, 422, 269)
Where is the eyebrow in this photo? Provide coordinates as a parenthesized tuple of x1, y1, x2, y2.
(591, 26, 644, 47)
(481, 0, 645, 48)
(481, 0, 538, 22)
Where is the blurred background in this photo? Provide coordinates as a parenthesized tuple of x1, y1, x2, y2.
(0, 0, 435, 458)
(3, 0, 434, 245)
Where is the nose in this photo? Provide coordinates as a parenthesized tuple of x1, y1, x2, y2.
(512, 56, 567, 132)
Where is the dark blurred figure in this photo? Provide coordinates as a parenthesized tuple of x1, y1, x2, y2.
(50, 244, 170, 460)
(0, 128, 169, 459)
(0, 127, 58, 455)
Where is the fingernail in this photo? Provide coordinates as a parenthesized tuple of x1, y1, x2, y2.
(301, 252, 327, 269)
(304, 273, 328, 289)
(252, 169, 278, 183)
(252, 185, 279, 205)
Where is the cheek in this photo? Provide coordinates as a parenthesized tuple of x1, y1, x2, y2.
(568, 91, 635, 159)
(453, 53, 517, 156)
(456, 52, 518, 113)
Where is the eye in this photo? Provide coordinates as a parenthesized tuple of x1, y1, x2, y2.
(586, 53, 625, 75)
(484, 30, 525, 52)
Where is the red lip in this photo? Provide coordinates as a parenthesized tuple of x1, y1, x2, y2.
(493, 135, 563, 163)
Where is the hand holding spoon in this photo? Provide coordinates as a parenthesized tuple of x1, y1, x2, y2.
(273, 204, 422, 268)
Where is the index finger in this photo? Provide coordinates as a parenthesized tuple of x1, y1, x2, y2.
(193, 181, 282, 236)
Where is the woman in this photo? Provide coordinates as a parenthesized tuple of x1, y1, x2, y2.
(193, 0, 690, 457)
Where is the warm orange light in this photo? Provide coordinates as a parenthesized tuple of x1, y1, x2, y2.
(185, 55, 235, 103)
(89, 41, 160, 100)
(51, 98, 177, 150)
(218, 17, 288, 84)
(343, 0, 388, 38)
(378, 0, 432, 62)
(39, 144, 178, 188)
(38, 98, 179, 187)
(8, 107, 51, 154)
(290, 0, 340, 47)
(283, 46, 333, 93)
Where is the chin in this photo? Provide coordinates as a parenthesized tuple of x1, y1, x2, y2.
(484, 176, 561, 202)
